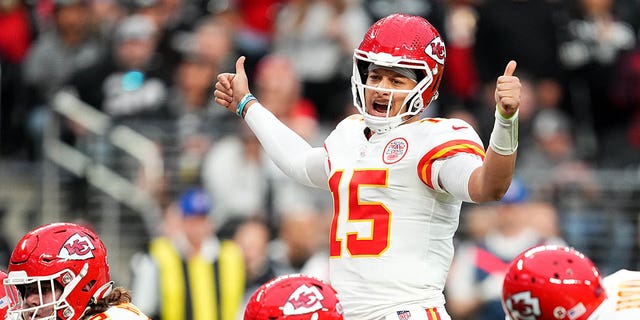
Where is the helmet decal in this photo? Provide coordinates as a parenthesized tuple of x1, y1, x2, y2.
(567, 303, 587, 319)
(505, 291, 542, 320)
(59, 233, 96, 260)
(553, 306, 567, 319)
(283, 284, 324, 315)
(244, 274, 343, 320)
(502, 245, 607, 320)
(425, 36, 446, 65)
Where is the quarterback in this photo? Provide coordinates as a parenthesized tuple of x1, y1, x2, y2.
(214, 13, 521, 320)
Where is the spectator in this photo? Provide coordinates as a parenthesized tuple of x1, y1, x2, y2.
(557, 0, 637, 166)
(65, 14, 170, 126)
(22, 0, 105, 157)
(89, 0, 127, 38)
(518, 108, 600, 202)
(439, 0, 479, 112)
(253, 54, 320, 143)
(201, 123, 272, 231)
(166, 20, 238, 186)
(231, 216, 293, 316)
(474, 0, 563, 84)
(130, 188, 245, 320)
(0, 0, 32, 157)
(231, 0, 284, 82)
(270, 206, 330, 282)
(473, 0, 565, 149)
(609, 29, 640, 164)
(272, 0, 371, 123)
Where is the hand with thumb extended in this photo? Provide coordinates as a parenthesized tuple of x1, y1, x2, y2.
(494, 60, 521, 118)
(214, 56, 252, 112)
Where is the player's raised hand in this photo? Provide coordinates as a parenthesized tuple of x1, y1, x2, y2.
(494, 60, 521, 118)
(214, 56, 251, 112)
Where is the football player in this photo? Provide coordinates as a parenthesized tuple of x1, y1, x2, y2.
(502, 245, 640, 320)
(3, 222, 150, 320)
(214, 13, 521, 320)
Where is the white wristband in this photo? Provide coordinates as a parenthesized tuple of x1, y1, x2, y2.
(489, 109, 519, 155)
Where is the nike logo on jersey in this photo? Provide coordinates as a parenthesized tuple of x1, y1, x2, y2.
(452, 125, 468, 131)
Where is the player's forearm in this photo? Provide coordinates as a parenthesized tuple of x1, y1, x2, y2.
(245, 103, 328, 188)
(468, 110, 518, 202)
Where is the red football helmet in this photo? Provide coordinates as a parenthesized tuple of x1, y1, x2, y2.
(502, 245, 607, 320)
(5, 223, 113, 320)
(352, 13, 445, 133)
(0, 270, 17, 320)
(244, 274, 343, 320)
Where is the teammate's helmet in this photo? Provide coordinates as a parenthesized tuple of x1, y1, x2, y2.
(0, 270, 17, 320)
(352, 13, 445, 133)
(244, 274, 343, 320)
(5, 223, 113, 320)
(502, 245, 607, 320)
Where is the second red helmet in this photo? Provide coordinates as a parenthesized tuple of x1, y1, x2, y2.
(244, 274, 343, 320)
(502, 245, 607, 320)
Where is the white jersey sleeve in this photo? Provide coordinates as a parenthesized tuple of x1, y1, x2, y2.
(244, 103, 329, 189)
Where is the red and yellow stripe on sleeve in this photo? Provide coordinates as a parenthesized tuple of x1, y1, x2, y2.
(418, 139, 485, 189)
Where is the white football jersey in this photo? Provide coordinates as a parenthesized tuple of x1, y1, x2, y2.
(85, 303, 151, 320)
(324, 115, 485, 320)
(593, 269, 640, 319)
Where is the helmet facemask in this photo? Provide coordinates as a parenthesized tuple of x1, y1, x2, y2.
(351, 49, 437, 134)
(5, 264, 92, 320)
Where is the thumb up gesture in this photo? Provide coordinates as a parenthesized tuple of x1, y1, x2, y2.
(494, 60, 521, 118)
(214, 56, 252, 112)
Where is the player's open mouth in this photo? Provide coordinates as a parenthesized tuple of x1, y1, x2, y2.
(372, 102, 389, 115)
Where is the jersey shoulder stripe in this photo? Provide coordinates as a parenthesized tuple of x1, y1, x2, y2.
(417, 139, 485, 189)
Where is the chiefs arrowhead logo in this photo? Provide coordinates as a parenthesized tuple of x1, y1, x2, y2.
(505, 291, 542, 320)
(59, 233, 96, 260)
(282, 284, 325, 316)
(425, 36, 446, 65)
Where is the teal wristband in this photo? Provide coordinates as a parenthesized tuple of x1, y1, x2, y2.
(236, 93, 257, 118)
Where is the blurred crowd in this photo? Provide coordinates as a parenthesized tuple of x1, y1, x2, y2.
(1, 0, 640, 319)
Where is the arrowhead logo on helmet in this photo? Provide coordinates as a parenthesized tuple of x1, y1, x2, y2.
(505, 291, 541, 320)
(283, 284, 325, 315)
(59, 233, 96, 260)
(425, 36, 446, 65)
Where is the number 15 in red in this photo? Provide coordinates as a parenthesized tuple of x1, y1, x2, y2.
(329, 169, 391, 258)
